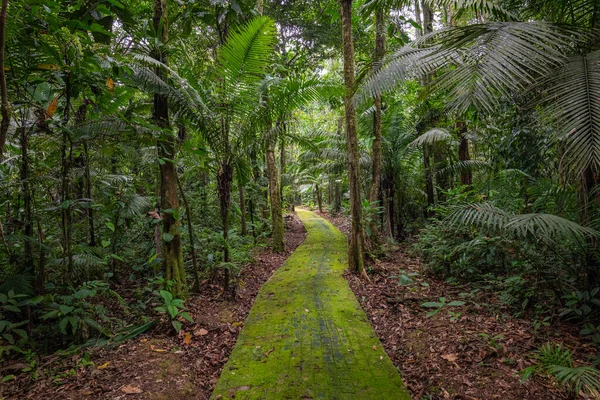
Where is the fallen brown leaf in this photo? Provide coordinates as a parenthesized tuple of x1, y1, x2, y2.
(121, 385, 143, 394)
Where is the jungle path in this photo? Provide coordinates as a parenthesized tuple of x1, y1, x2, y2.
(211, 210, 410, 400)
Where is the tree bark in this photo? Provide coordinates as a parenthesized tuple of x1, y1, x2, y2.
(369, 6, 386, 246)
(267, 137, 284, 252)
(340, 0, 365, 275)
(0, 0, 9, 162)
(177, 175, 200, 293)
(457, 121, 472, 186)
(315, 183, 323, 213)
(414, 0, 423, 39)
(217, 162, 233, 289)
(239, 183, 247, 235)
(424, 145, 435, 216)
(19, 125, 32, 270)
(153, 0, 185, 297)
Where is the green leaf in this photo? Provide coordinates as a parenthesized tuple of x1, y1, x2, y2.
(421, 302, 443, 308)
(59, 305, 74, 315)
(179, 312, 193, 323)
(172, 320, 182, 332)
(162, 232, 174, 243)
(447, 301, 466, 307)
(167, 305, 178, 319)
(105, 0, 125, 8)
(3, 305, 21, 313)
(154, 306, 166, 314)
(2, 375, 15, 383)
(159, 290, 173, 304)
(59, 317, 69, 334)
(105, 222, 115, 232)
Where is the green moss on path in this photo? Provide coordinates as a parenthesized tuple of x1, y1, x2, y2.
(211, 210, 411, 400)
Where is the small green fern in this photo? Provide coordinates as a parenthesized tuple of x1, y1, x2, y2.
(521, 343, 600, 397)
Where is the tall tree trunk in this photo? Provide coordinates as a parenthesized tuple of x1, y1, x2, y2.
(424, 145, 435, 216)
(19, 125, 32, 270)
(315, 183, 323, 213)
(582, 166, 599, 287)
(340, 0, 366, 275)
(217, 162, 233, 289)
(153, 0, 185, 297)
(61, 73, 74, 277)
(457, 121, 472, 186)
(434, 143, 448, 202)
(0, 0, 9, 162)
(414, 0, 423, 39)
(239, 183, 247, 235)
(84, 142, 95, 246)
(36, 220, 45, 295)
(422, 0, 433, 34)
(177, 175, 200, 293)
(369, 6, 386, 246)
(280, 134, 286, 204)
(267, 137, 284, 252)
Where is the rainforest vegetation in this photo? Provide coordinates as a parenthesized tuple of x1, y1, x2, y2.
(1, 0, 600, 398)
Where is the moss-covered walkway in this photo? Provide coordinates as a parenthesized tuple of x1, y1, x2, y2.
(211, 210, 410, 399)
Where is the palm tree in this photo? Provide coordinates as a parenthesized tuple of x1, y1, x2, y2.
(340, 0, 366, 275)
(362, 0, 600, 282)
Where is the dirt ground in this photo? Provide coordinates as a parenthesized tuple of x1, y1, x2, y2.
(319, 210, 598, 400)
(1, 214, 306, 400)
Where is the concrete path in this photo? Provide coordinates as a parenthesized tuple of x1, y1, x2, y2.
(211, 210, 410, 400)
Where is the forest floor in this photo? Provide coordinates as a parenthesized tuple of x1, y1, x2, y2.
(320, 211, 597, 400)
(1, 214, 306, 400)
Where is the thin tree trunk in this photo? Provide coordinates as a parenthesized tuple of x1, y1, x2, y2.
(315, 184, 323, 213)
(36, 220, 45, 295)
(61, 74, 74, 276)
(267, 138, 284, 252)
(434, 143, 448, 202)
(340, 0, 366, 275)
(0, 0, 9, 162)
(19, 125, 32, 270)
(217, 162, 233, 289)
(154, 0, 185, 297)
(457, 121, 472, 186)
(177, 175, 200, 293)
(424, 145, 435, 216)
(239, 183, 247, 235)
(84, 142, 95, 246)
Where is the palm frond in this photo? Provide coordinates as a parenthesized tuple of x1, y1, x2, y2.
(505, 213, 597, 241)
(362, 22, 579, 113)
(438, 160, 491, 176)
(448, 202, 512, 232)
(216, 16, 278, 119)
(409, 128, 453, 147)
(530, 51, 600, 174)
(437, 0, 518, 21)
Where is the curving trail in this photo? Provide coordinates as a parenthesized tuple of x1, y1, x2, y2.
(211, 209, 410, 400)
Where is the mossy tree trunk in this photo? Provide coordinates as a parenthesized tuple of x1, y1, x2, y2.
(369, 6, 385, 247)
(153, 0, 185, 297)
(340, 0, 365, 275)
